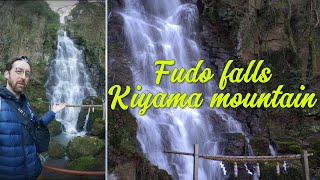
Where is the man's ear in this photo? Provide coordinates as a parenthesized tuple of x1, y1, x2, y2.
(4, 70, 9, 80)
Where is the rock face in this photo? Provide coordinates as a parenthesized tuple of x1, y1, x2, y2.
(250, 136, 270, 155)
(198, 0, 320, 178)
(66, 2, 105, 96)
(107, 2, 134, 90)
(0, 1, 59, 64)
(0, 1, 60, 116)
(220, 133, 246, 156)
(77, 96, 104, 133)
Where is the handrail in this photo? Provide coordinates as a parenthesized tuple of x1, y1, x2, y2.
(65, 104, 103, 108)
(43, 165, 105, 175)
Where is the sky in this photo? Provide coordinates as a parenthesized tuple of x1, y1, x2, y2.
(47, 1, 78, 23)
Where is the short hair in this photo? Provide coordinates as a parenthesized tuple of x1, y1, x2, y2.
(4, 56, 32, 72)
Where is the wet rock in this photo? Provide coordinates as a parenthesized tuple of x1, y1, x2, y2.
(67, 155, 99, 171)
(77, 96, 104, 132)
(113, 162, 137, 180)
(250, 136, 269, 155)
(89, 118, 105, 138)
(66, 136, 104, 160)
(220, 133, 246, 155)
(48, 140, 65, 158)
(48, 119, 62, 137)
(275, 140, 301, 154)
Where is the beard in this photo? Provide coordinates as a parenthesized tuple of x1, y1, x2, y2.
(8, 79, 27, 95)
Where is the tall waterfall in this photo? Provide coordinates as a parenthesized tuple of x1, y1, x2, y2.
(121, 0, 244, 179)
(45, 30, 96, 135)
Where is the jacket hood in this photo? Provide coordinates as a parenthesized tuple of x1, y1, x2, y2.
(0, 85, 26, 101)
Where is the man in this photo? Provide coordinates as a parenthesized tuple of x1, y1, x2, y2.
(0, 56, 65, 179)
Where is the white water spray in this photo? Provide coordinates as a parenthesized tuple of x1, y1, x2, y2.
(45, 30, 96, 136)
(120, 0, 244, 179)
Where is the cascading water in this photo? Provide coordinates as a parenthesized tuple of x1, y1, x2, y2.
(269, 144, 277, 156)
(45, 30, 96, 136)
(121, 0, 245, 179)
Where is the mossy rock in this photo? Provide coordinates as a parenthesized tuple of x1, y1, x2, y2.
(76, 108, 88, 131)
(67, 155, 99, 171)
(108, 105, 138, 156)
(287, 145, 302, 154)
(48, 119, 62, 137)
(286, 129, 301, 137)
(221, 133, 246, 156)
(250, 136, 270, 155)
(77, 96, 104, 131)
(157, 169, 172, 180)
(48, 141, 65, 158)
(66, 136, 104, 160)
(276, 141, 301, 154)
(89, 118, 105, 138)
(82, 96, 103, 106)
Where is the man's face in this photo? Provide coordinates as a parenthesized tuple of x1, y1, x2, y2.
(4, 60, 31, 96)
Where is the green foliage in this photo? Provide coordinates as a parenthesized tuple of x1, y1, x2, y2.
(108, 107, 138, 157)
(305, 136, 320, 167)
(0, 1, 60, 62)
(276, 141, 301, 154)
(67, 2, 105, 68)
(260, 163, 303, 180)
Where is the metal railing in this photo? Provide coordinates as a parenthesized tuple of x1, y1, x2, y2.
(43, 103, 106, 176)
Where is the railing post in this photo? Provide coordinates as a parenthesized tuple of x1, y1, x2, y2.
(193, 144, 199, 180)
(301, 150, 310, 180)
(103, 102, 106, 121)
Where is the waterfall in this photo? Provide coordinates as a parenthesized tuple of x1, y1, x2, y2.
(269, 144, 277, 156)
(45, 30, 96, 136)
(121, 0, 244, 179)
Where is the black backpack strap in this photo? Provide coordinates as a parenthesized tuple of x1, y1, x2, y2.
(2, 97, 34, 132)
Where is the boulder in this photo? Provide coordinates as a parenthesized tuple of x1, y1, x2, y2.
(250, 136, 270, 155)
(67, 155, 99, 171)
(48, 140, 65, 158)
(48, 119, 62, 137)
(220, 133, 246, 155)
(89, 118, 105, 138)
(66, 136, 104, 160)
(77, 96, 104, 132)
(275, 140, 301, 154)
